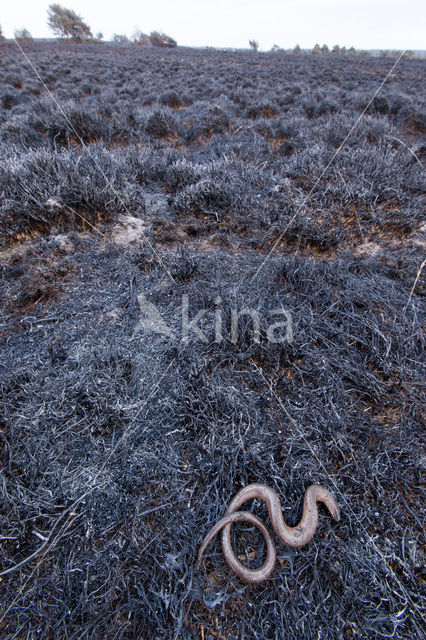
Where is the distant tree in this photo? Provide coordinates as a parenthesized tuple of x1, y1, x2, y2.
(112, 33, 129, 43)
(321, 44, 329, 55)
(149, 31, 177, 48)
(293, 44, 301, 54)
(348, 46, 356, 55)
(96, 32, 103, 41)
(312, 43, 322, 55)
(0, 24, 4, 40)
(47, 4, 93, 41)
(132, 29, 150, 45)
(249, 39, 258, 52)
(331, 44, 340, 54)
(14, 27, 33, 43)
(271, 44, 283, 53)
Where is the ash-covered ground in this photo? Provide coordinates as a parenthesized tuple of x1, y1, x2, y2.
(0, 41, 425, 639)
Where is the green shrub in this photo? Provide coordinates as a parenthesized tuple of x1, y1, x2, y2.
(112, 33, 129, 43)
(149, 31, 177, 48)
(47, 3, 93, 41)
(132, 30, 150, 46)
(14, 28, 34, 43)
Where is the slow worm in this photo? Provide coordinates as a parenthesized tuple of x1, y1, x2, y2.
(196, 483, 340, 583)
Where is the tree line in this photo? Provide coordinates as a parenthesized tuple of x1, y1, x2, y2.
(0, 9, 420, 57)
(0, 4, 177, 47)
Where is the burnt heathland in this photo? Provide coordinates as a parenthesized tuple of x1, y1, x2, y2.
(0, 41, 425, 639)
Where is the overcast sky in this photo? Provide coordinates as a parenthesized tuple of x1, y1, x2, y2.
(2, 0, 425, 50)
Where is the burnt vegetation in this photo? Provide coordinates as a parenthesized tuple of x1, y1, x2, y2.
(0, 40, 425, 640)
